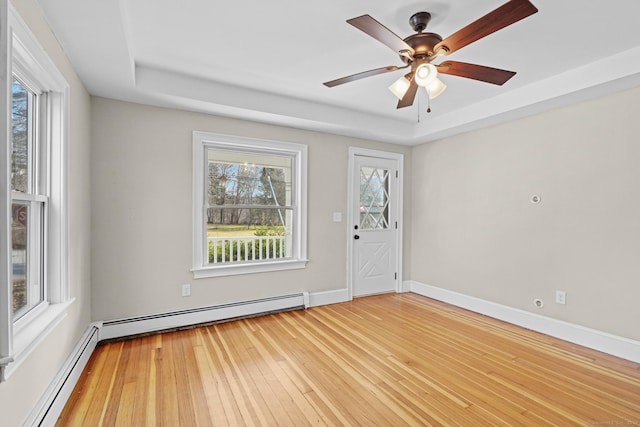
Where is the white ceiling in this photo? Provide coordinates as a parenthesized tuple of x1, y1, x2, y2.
(36, 0, 640, 145)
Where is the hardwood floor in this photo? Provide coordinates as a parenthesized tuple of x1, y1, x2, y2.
(57, 293, 640, 426)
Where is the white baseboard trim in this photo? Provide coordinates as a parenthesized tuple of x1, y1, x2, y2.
(25, 324, 100, 427)
(406, 280, 640, 364)
(399, 280, 412, 293)
(100, 293, 308, 341)
(308, 288, 350, 307)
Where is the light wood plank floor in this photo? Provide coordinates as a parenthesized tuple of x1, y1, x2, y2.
(57, 293, 640, 426)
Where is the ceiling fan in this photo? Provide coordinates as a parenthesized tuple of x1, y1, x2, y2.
(323, 0, 538, 109)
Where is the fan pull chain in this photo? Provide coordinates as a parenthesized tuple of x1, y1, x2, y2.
(417, 90, 434, 123)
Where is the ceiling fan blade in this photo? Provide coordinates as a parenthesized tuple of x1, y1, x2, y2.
(323, 65, 406, 87)
(397, 74, 418, 109)
(435, 0, 538, 56)
(347, 15, 415, 57)
(436, 61, 516, 85)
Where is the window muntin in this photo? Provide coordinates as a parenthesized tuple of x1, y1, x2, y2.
(193, 133, 307, 277)
(10, 78, 46, 320)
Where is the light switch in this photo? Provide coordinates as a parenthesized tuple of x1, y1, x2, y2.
(332, 212, 342, 222)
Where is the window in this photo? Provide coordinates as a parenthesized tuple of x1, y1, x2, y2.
(0, 6, 70, 381)
(11, 77, 46, 319)
(193, 132, 307, 277)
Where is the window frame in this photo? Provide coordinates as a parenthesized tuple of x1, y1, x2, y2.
(192, 131, 308, 278)
(0, 5, 71, 381)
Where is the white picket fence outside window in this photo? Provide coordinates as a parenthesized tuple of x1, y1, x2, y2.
(208, 236, 286, 264)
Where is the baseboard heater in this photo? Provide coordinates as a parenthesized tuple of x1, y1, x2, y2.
(26, 324, 100, 427)
(100, 292, 309, 341)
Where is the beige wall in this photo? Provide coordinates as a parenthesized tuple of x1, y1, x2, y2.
(0, 0, 92, 425)
(411, 85, 640, 341)
(90, 97, 411, 321)
(6, 2, 638, 424)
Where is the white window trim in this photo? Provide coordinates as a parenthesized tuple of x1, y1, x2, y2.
(0, 4, 71, 381)
(192, 131, 308, 278)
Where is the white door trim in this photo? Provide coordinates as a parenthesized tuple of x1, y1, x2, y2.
(347, 147, 404, 300)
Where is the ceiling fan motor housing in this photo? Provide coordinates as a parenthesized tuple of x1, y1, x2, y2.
(401, 32, 443, 63)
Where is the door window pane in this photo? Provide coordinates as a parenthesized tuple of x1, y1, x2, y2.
(359, 167, 390, 230)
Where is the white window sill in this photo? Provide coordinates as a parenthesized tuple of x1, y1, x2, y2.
(193, 259, 308, 278)
(1, 299, 75, 381)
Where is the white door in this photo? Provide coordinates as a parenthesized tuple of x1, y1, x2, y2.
(351, 155, 399, 297)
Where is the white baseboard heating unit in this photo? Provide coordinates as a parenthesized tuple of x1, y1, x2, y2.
(100, 292, 309, 341)
(26, 325, 100, 427)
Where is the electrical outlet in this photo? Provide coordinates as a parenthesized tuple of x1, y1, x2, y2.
(555, 290, 566, 305)
(181, 283, 191, 297)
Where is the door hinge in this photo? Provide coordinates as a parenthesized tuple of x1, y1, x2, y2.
(394, 272, 397, 280)
(396, 170, 398, 178)
(395, 221, 398, 229)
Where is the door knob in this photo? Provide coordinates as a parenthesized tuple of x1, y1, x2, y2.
(354, 235, 360, 240)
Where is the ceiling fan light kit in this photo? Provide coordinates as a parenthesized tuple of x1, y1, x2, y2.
(414, 63, 438, 87)
(323, 0, 538, 111)
(426, 78, 447, 99)
(388, 76, 411, 100)
(389, 68, 446, 101)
